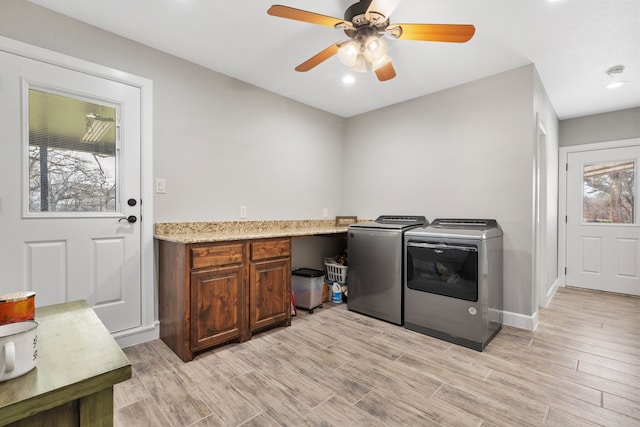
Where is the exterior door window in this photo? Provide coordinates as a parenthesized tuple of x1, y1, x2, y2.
(28, 88, 118, 214)
(582, 160, 635, 224)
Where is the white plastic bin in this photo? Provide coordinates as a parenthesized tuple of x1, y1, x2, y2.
(291, 268, 325, 313)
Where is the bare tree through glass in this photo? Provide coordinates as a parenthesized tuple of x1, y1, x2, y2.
(583, 161, 635, 224)
(28, 89, 118, 213)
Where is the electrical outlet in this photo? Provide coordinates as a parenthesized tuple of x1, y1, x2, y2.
(240, 206, 247, 219)
(322, 208, 329, 218)
(155, 178, 166, 194)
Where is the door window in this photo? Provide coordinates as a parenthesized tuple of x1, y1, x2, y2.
(583, 160, 635, 224)
(27, 88, 119, 215)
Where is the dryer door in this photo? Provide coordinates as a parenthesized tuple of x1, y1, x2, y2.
(406, 242, 478, 302)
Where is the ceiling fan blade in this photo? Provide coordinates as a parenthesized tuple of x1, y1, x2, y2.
(389, 23, 476, 42)
(374, 61, 397, 81)
(295, 43, 340, 72)
(268, 5, 345, 28)
(366, 0, 402, 20)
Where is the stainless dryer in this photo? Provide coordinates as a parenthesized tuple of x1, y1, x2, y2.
(404, 219, 503, 351)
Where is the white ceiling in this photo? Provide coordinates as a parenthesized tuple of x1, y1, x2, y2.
(28, 0, 639, 119)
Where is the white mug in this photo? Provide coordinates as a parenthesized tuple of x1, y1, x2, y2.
(0, 321, 38, 382)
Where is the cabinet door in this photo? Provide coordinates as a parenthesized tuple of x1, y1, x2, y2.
(249, 258, 291, 332)
(191, 265, 243, 351)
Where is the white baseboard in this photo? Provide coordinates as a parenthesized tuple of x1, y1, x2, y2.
(540, 278, 560, 308)
(113, 321, 160, 348)
(503, 310, 539, 331)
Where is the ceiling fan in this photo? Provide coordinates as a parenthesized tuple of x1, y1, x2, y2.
(267, 0, 476, 81)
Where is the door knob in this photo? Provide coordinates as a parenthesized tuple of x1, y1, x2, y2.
(119, 215, 137, 224)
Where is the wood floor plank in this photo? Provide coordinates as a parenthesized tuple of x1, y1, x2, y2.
(578, 360, 640, 387)
(113, 288, 640, 426)
(233, 345, 335, 409)
(362, 386, 485, 427)
(603, 392, 640, 421)
(136, 367, 213, 426)
(354, 390, 441, 426)
(545, 406, 605, 427)
(234, 411, 281, 427)
(433, 383, 545, 426)
(229, 370, 328, 426)
(114, 398, 173, 427)
(536, 357, 640, 402)
(194, 378, 263, 426)
(113, 375, 150, 410)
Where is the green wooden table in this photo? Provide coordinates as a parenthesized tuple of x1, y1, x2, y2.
(0, 300, 131, 426)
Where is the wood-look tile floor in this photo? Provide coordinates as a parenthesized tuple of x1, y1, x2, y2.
(114, 287, 640, 426)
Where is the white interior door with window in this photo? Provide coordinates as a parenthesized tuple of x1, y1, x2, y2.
(565, 143, 640, 296)
(0, 49, 143, 333)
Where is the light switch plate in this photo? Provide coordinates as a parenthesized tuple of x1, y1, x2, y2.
(155, 178, 166, 194)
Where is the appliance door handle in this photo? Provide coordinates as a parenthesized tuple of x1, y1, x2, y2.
(406, 242, 477, 252)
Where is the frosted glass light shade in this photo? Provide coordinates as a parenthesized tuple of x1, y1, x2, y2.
(337, 41, 360, 67)
(364, 36, 387, 63)
(350, 55, 368, 73)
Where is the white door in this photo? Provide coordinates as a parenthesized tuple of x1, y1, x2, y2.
(566, 145, 640, 296)
(0, 50, 142, 332)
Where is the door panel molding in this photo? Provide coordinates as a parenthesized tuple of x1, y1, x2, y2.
(24, 240, 67, 305)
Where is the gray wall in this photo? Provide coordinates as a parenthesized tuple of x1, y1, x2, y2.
(344, 64, 558, 319)
(560, 107, 640, 146)
(533, 68, 560, 308)
(1, 1, 562, 325)
(0, 0, 346, 223)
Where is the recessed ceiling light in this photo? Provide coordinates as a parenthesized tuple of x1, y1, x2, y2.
(342, 74, 356, 85)
(604, 65, 627, 89)
(606, 80, 628, 89)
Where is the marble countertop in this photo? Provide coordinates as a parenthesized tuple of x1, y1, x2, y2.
(154, 220, 351, 243)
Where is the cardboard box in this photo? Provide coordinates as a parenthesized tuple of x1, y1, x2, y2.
(322, 282, 330, 303)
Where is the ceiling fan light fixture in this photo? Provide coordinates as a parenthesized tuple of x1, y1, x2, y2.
(350, 54, 368, 73)
(365, 0, 401, 22)
(337, 40, 360, 67)
(371, 54, 391, 71)
(268, 2, 475, 82)
(363, 35, 387, 63)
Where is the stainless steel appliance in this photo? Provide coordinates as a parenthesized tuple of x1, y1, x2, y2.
(348, 215, 427, 324)
(404, 219, 503, 351)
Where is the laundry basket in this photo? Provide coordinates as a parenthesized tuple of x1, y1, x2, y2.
(324, 257, 348, 284)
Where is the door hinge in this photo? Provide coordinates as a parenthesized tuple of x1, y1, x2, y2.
(565, 215, 568, 223)
(565, 163, 568, 171)
(564, 267, 567, 275)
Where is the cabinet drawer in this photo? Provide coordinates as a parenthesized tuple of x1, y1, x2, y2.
(250, 238, 290, 261)
(191, 243, 244, 269)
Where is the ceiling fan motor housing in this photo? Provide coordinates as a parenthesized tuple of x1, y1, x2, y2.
(343, 0, 389, 38)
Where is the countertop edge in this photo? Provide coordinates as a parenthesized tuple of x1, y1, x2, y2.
(154, 220, 350, 244)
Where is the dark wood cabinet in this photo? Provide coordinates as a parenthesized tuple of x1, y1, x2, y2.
(249, 238, 291, 333)
(190, 265, 243, 351)
(158, 237, 291, 362)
